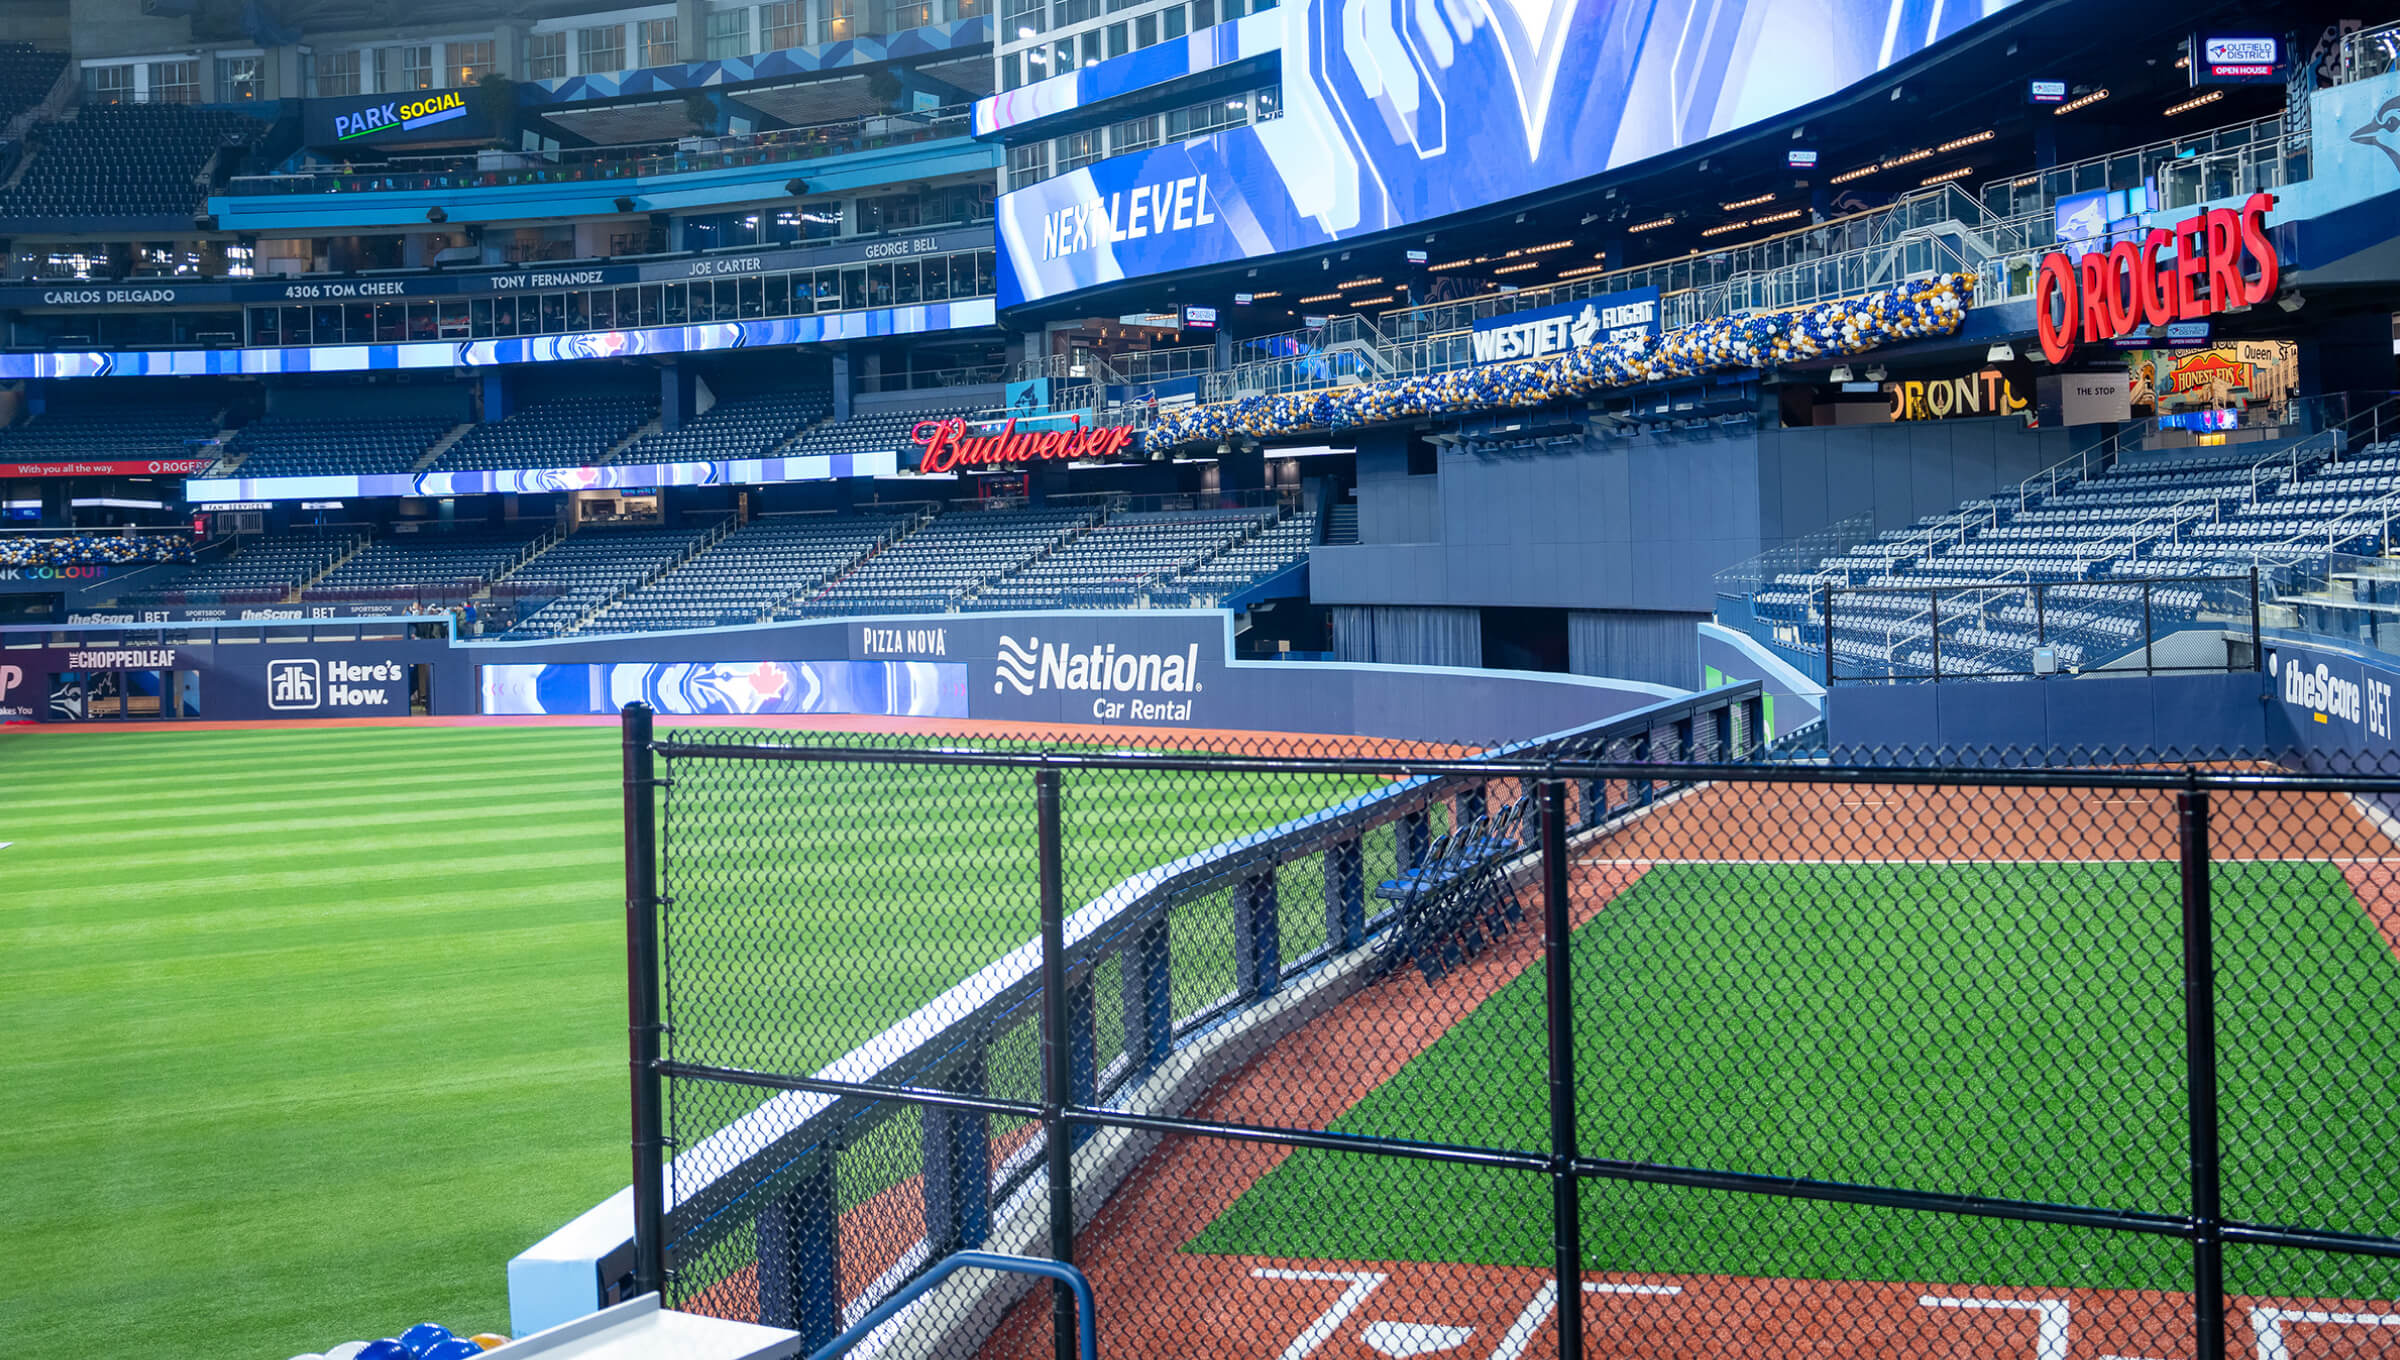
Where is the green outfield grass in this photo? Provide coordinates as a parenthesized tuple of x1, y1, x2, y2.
(1193, 861, 2400, 1300)
(0, 724, 1371, 1360)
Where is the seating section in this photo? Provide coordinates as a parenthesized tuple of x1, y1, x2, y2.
(581, 516, 902, 633)
(800, 508, 1093, 617)
(0, 43, 66, 127)
(495, 522, 717, 637)
(0, 398, 220, 462)
(305, 525, 551, 604)
(135, 529, 362, 603)
(0, 105, 265, 219)
(613, 390, 833, 465)
(793, 403, 979, 462)
(1746, 435, 2400, 679)
(0, 532, 188, 568)
(968, 509, 1276, 610)
(434, 395, 656, 472)
(1166, 510, 1319, 604)
(224, 414, 459, 479)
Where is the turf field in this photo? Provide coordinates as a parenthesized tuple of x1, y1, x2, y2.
(0, 723, 1371, 1360)
(1193, 860, 2400, 1301)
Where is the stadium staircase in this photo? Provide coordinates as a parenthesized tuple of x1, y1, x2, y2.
(602, 417, 663, 466)
(412, 422, 476, 474)
(495, 517, 732, 638)
(288, 536, 371, 600)
(1324, 502, 1359, 544)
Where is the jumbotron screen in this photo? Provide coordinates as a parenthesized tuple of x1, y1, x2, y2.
(994, 0, 2026, 304)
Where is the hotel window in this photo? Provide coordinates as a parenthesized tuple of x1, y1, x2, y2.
(821, 0, 856, 43)
(148, 60, 199, 103)
(1007, 141, 1048, 190)
(216, 54, 263, 100)
(577, 24, 627, 75)
(526, 32, 567, 79)
(760, 1, 803, 47)
(1134, 13, 1157, 46)
(1162, 5, 1186, 38)
(640, 18, 680, 67)
(1055, 128, 1101, 174)
(309, 50, 359, 95)
(449, 40, 493, 85)
(87, 63, 136, 102)
(705, 6, 753, 58)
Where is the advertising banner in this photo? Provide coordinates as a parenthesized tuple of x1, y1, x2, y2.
(1468, 288, 1659, 364)
(303, 89, 490, 149)
(187, 449, 898, 504)
(2, 459, 214, 477)
(478, 659, 967, 717)
(995, 0, 2027, 304)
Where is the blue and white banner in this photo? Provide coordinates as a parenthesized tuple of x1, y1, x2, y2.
(478, 659, 968, 717)
(995, 0, 2028, 304)
(0, 299, 995, 380)
(186, 450, 900, 504)
(1468, 287, 1659, 364)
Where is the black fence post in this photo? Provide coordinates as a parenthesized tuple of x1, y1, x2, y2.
(1035, 766, 1077, 1360)
(1540, 778, 1584, 1360)
(2179, 789, 2226, 1360)
(621, 702, 669, 1304)
(2248, 567, 2262, 665)
(2144, 581, 2157, 677)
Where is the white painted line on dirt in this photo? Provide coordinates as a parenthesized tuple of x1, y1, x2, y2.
(1582, 1282, 1683, 1296)
(1254, 1269, 1387, 1360)
(1918, 1296, 2069, 1360)
(1481, 1280, 1685, 1360)
(2249, 1306, 2400, 1360)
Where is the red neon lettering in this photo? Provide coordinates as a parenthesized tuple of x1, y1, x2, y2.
(2035, 252, 2079, 363)
(2078, 250, 2114, 343)
(2238, 191, 2279, 304)
(909, 416, 1138, 474)
(2204, 208, 2245, 313)
(2173, 215, 2206, 320)
(2135, 229, 2176, 328)
(2101, 241, 2142, 338)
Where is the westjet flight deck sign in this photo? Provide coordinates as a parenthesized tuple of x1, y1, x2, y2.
(1469, 287, 1660, 364)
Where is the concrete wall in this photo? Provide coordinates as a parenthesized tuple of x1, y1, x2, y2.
(1313, 414, 2070, 616)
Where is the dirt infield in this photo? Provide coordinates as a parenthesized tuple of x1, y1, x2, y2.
(964, 780, 2400, 1360)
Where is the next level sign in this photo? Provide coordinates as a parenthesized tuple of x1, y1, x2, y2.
(1469, 286, 1661, 365)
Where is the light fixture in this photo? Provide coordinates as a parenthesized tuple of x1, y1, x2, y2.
(1247, 290, 1281, 300)
(1828, 365, 1854, 382)
(1753, 207, 1803, 226)
(2278, 291, 2306, 312)
(1492, 261, 1539, 274)
(2010, 174, 2038, 187)
(1336, 276, 1383, 289)
(1920, 165, 1975, 186)
(2165, 90, 2224, 116)
(1865, 364, 1888, 382)
(1627, 215, 1674, 232)
(1722, 192, 1776, 210)
(1426, 257, 1475, 271)
(1298, 291, 1341, 304)
(1884, 147, 1934, 168)
(1579, 211, 1601, 225)
(1555, 262, 1614, 282)
(1936, 130, 1995, 153)
(2054, 88, 2110, 115)
(1520, 239, 1574, 254)
(1986, 342, 2016, 363)
(1701, 220, 1752, 237)
(1830, 163, 1881, 185)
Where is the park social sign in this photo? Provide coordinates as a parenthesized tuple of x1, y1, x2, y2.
(335, 91, 468, 142)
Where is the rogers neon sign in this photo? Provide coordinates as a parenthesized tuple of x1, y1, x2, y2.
(909, 416, 1138, 475)
(2034, 192, 2279, 364)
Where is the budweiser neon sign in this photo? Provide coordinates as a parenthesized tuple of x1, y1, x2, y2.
(909, 416, 1139, 475)
(2034, 191, 2279, 364)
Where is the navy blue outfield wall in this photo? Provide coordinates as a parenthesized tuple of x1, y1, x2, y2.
(1822, 671, 2276, 760)
(464, 609, 1685, 745)
(1, 634, 464, 723)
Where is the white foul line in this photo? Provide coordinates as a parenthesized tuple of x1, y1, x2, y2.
(1485, 1280, 1684, 1360)
(1919, 1295, 2070, 1360)
(2250, 1305, 2400, 1360)
(1253, 1269, 1387, 1360)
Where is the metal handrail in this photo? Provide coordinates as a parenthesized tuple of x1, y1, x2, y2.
(803, 1252, 1096, 1360)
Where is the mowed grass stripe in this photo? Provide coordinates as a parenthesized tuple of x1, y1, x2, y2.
(1192, 860, 2400, 1301)
(0, 724, 1371, 1360)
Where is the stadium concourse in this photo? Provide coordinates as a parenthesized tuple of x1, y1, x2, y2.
(9, 1, 2400, 1359)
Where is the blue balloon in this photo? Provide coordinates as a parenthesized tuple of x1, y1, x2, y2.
(420, 1342, 484, 1360)
(398, 1325, 453, 1357)
(356, 1342, 412, 1360)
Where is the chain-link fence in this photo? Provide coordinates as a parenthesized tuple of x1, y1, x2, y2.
(613, 697, 2400, 1360)
(1823, 575, 2264, 683)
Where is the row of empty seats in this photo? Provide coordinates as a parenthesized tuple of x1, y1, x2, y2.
(581, 515, 903, 633)
(614, 390, 834, 465)
(496, 522, 717, 637)
(127, 528, 362, 603)
(224, 414, 459, 479)
(0, 42, 65, 128)
(434, 395, 655, 472)
(0, 104, 265, 220)
(0, 398, 220, 461)
(305, 525, 551, 603)
(1747, 433, 2400, 679)
(967, 509, 1276, 611)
